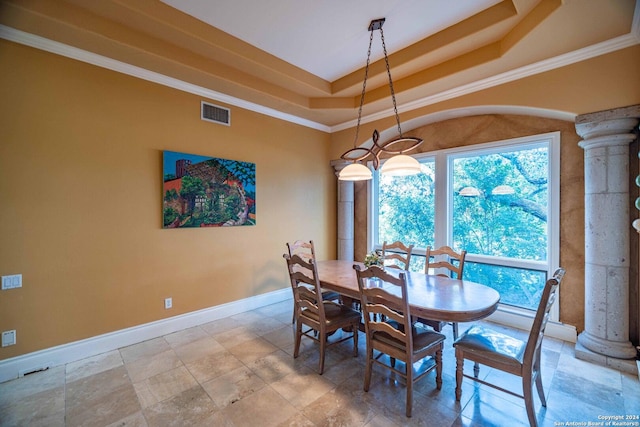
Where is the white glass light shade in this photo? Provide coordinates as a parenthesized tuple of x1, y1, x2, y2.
(379, 154, 421, 176)
(491, 185, 515, 195)
(459, 186, 481, 197)
(338, 162, 373, 181)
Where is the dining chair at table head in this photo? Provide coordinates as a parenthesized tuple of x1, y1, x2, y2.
(285, 240, 341, 323)
(453, 268, 565, 427)
(283, 253, 360, 375)
(418, 245, 467, 340)
(381, 240, 414, 270)
(354, 264, 445, 418)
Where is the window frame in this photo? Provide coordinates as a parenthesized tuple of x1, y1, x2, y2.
(368, 131, 561, 321)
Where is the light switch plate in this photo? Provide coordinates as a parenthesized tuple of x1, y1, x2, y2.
(2, 274, 22, 290)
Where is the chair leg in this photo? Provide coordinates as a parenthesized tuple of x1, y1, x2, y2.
(452, 322, 459, 340)
(533, 352, 547, 407)
(534, 371, 546, 407)
(318, 330, 326, 375)
(406, 362, 413, 417)
(522, 373, 538, 427)
(352, 326, 359, 357)
(473, 362, 480, 377)
(293, 321, 302, 358)
(291, 300, 300, 324)
(435, 348, 443, 390)
(364, 346, 373, 392)
(455, 349, 463, 401)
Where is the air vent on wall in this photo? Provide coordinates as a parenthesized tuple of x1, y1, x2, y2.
(201, 101, 230, 126)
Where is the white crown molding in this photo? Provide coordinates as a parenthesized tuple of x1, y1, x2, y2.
(0, 287, 291, 384)
(0, 25, 331, 133)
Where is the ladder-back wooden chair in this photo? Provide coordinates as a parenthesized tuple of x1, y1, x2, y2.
(381, 240, 414, 270)
(354, 264, 445, 417)
(286, 240, 340, 323)
(417, 245, 467, 340)
(283, 253, 360, 375)
(453, 268, 565, 427)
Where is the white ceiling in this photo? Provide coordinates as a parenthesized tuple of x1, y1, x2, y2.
(159, 0, 503, 81)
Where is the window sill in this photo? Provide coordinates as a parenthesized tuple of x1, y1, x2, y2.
(485, 305, 577, 343)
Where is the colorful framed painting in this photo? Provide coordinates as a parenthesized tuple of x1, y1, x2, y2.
(163, 151, 256, 228)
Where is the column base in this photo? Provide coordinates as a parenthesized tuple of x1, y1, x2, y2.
(577, 331, 637, 359)
(575, 340, 639, 377)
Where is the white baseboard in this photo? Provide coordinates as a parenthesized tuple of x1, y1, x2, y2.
(0, 288, 291, 384)
(487, 308, 578, 343)
(1, 290, 580, 384)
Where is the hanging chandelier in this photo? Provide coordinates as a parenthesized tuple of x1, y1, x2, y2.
(338, 18, 423, 181)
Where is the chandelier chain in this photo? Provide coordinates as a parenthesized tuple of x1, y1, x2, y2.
(353, 28, 375, 147)
(379, 26, 403, 138)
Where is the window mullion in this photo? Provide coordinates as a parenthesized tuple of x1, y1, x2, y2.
(434, 152, 448, 248)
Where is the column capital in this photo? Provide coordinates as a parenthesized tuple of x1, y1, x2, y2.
(330, 159, 351, 177)
(575, 104, 640, 142)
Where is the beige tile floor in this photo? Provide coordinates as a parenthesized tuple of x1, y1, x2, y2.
(1, 299, 639, 426)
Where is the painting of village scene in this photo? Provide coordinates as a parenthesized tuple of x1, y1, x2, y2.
(163, 151, 256, 228)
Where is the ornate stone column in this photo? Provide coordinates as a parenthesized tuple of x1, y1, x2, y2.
(575, 105, 640, 364)
(331, 160, 354, 261)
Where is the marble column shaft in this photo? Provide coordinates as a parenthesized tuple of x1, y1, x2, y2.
(332, 161, 355, 261)
(576, 113, 639, 359)
(337, 180, 354, 261)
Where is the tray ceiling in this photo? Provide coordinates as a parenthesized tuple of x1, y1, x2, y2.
(0, 0, 638, 130)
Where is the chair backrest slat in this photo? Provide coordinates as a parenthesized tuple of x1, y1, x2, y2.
(287, 240, 316, 262)
(425, 245, 466, 279)
(370, 303, 404, 324)
(382, 241, 414, 270)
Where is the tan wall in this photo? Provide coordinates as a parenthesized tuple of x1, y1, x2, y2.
(1, 37, 638, 360)
(0, 40, 335, 359)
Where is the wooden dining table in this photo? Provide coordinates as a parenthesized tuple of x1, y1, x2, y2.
(316, 260, 500, 323)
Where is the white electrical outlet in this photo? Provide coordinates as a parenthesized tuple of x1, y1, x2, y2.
(2, 330, 16, 347)
(1, 274, 22, 290)
(164, 297, 172, 309)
